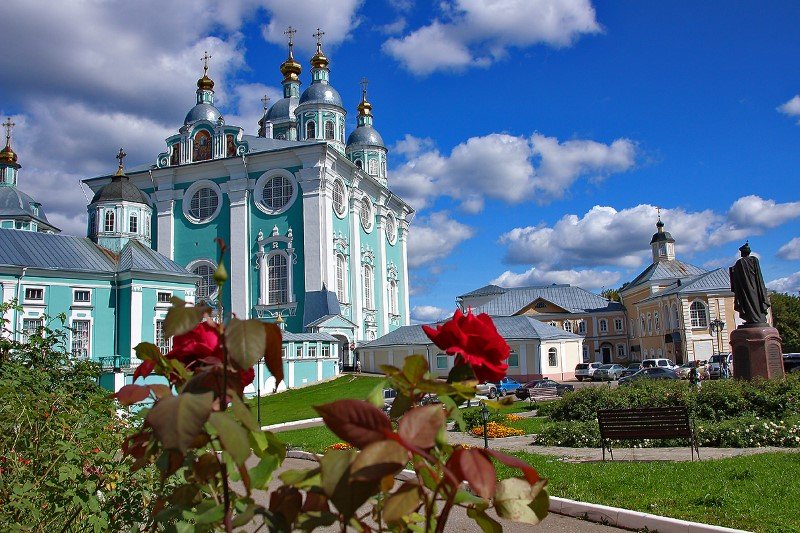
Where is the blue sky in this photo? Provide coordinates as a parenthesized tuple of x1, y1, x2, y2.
(1, 1, 799, 322)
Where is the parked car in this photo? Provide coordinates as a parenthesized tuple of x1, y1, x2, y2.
(708, 353, 732, 379)
(618, 367, 679, 385)
(783, 353, 800, 373)
(515, 379, 575, 400)
(592, 364, 626, 381)
(476, 382, 498, 398)
(382, 388, 398, 411)
(677, 361, 710, 380)
(496, 377, 523, 396)
(621, 362, 641, 378)
(574, 362, 603, 381)
(641, 358, 677, 370)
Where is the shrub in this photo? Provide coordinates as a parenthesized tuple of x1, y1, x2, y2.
(696, 415, 800, 447)
(460, 406, 507, 430)
(534, 420, 601, 447)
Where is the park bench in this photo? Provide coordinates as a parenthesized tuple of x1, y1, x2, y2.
(597, 407, 699, 461)
(527, 387, 560, 406)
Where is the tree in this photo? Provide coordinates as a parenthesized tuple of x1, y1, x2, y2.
(600, 288, 621, 302)
(771, 292, 800, 353)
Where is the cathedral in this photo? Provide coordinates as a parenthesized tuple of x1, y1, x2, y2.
(1, 29, 413, 390)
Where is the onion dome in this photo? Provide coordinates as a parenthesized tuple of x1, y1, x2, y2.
(280, 53, 302, 82)
(649, 215, 675, 244)
(0, 187, 53, 225)
(299, 83, 344, 107)
(346, 80, 385, 149)
(90, 149, 150, 205)
(184, 51, 222, 126)
(184, 103, 223, 125)
(311, 45, 329, 70)
(0, 143, 17, 165)
(197, 73, 214, 91)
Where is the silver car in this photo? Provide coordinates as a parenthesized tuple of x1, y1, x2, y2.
(575, 362, 603, 381)
(592, 364, 626, 381)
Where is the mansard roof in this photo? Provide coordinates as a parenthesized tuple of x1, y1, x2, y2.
(638, 268, 732, 303)
(461, 284, 623, 316)
(302, 287, 342, 328)
(624, 259, 708, 293)
(0, 186, 58, 231)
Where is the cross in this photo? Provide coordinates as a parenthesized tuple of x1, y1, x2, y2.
(284, 26, 297, 48)
(261, 95, 270, 112)
(116, 148, 126, 172)
(201, 51, 212, 74)
(2, 117, 14, 145)
(360, 77, 369, 99)
(313, 28, 325, 45)
(656, 206, 662, 220)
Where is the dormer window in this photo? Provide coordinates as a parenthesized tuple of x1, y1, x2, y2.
(535, 302, 547, 309)
(324, 121, 335, 140)
(104, 210, 115, 232)
(659, 243, 667, 257)
(355, 159, 363, 169)
(129, 212, 138, 233)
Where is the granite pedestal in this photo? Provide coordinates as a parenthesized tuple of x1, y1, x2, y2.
(729, 325, 784, 380)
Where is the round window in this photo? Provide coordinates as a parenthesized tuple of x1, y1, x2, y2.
(360, 197, 373, 232)
(332, 180, 347, 216)
(262, 175, 293, 211)
(189, 187, 220, 221)
(385, 213, 397, 244)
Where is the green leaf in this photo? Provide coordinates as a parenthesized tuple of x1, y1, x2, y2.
(279, 467, 321, 489)
(134, 342, 163, 361)
(231, 394, 259, 432)
(382, 482, 422, 523)
(440, 395, 465, 432)
(454, 488, 489, 510)
(225, 318, 267, 370)
(195, 503, 225, 524)
(209, 411, 250, 465)
(250, 454, 280, 489)
(389, 393, 413, 419)
(402, 355, 429, 383)
(493, 478, 549, 525)
(398, 404, 445, 449)
(146, 391, 213, 453)
(467, 507, 502, 533)
(164, 297, 209, 337)
(320, 449, 355, 498)
(367, 380, 388, 408)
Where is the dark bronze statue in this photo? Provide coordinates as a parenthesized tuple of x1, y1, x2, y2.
(729, 242, 770, 325)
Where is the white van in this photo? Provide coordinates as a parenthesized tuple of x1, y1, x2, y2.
(575, 362, 603, 381)
(641, 358, 676, 370)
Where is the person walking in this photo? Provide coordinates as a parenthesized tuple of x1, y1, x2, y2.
(689, 361, 701, 390)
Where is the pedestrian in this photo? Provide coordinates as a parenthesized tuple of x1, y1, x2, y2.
(689, 361, 701, 390)
(355, 359, 361, 373)
(721, 355, 730, 379)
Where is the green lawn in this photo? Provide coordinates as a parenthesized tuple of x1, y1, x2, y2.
(499, 452, 800, 533)
(277, 425, 341, 454)
(249, 375, 384, 425)
(505, 416, 547, 435)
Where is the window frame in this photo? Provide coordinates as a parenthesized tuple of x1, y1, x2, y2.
(73, 289, 91, 305)
(24, 287, 44, 302)
(599, 319, 608, 333)
(254, 170, 298, 216)
(363, 264, 374, 310)
(129, 212, 138, 233)
(614, 318, 623, 332)
(157, 291, 172, 305)
(104, 210, 115, 232)
(547, 347, 558, 367)
(385, 213, 397, 244)
(188, 259, 218, 301)
(155, 319, 172, 354)
(335, 253, 347, 304)
(359, 197, 374, 233)
(690, 300, 708, 328)
(267, 252, 289, 305)
(306, 120, 316, 139)
(183, 180, 223, 224)
(324, 121, 335, 140)
(436, 354, 448, 370)
(71, 319, 91, 359)
(331, 179, 348, 218)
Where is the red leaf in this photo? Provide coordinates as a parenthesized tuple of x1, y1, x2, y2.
(114, 384, 151, 405)
(314, 399, 393, 449)
(447, 448, 497, 499)
(398, 405, 444, 450)
(133, 359, 155, 381)
(264, 323, 284, 388)
(482, 449, 540, 485)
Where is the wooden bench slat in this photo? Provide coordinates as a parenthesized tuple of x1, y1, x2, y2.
(596, 407, 699, 461)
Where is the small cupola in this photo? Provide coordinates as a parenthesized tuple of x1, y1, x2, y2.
(650, 212, 676, 262)
(88, 149, 152, 253)
(346, 79, 388, 184)
(0, 117, 20, 186)
(260, 27, 302, 140)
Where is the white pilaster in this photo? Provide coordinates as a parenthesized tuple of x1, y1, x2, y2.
(130, 286, 143, 361)
(227, 178, 250, 318)
(376, 205, 388, 336)
(288, 360, 295, 388)
(399, 218, 411, 326)
(350, 190, 363, 339)
(155, 198, 174, 260)
(297, 167, 324, 292)
(519, 343, 528, 376)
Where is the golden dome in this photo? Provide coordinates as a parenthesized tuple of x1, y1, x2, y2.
(0, 144, 17, 165)
(357, 99, 372, 116)
(280, 55, 302, 81)
(197, 74, 215, 91)
(311, 42, 329, 70)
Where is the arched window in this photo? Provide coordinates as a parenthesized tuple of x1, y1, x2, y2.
(368, 159, 378, 175)
(564, 321, 572, 333)
(324, 121, 335, 140)
(104, 210, 115, 232)
(654, 312, 660, 331)
(268, 254, 288, 304)
(363, 265, 374, 309)
(578, 320, 586, 334)
(306, 121, 316, 139)
(647, 313, 653, 333)
(599, 319, 608, 333)
(548, 347, 558, 367)
(388, 280, 398, 315)
(192, 262, 216, 300)
(129, 212, 138, 233)
(690, 301, 708, 328)
(335, 254, 347, 304)
(360, 199, 373, 231)
(355, 159, 363, 169)
(193, 130, 212, 161)
(640, 315, 646, 336)
(332, 180, 346, 215)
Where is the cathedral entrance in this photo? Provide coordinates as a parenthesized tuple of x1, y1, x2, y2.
(600, 343, 613, 364)
(334, 334, 353, 371)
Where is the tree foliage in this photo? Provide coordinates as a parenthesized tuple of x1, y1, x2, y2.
(771, 292, 800, 353)
(600, 288, 621, 302)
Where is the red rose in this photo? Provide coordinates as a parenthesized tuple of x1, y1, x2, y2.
(168, 321, 223, 367)
(422, 309, 510, 382)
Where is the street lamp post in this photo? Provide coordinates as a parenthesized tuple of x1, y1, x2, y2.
(480, 402, 490, 449)
(709, 318, 725, 378)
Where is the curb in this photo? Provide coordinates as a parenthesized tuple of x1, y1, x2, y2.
(261, 417, 323, 431)
(283, 452, 748, 533)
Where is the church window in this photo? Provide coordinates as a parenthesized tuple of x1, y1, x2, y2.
(262, 175, 293, 211)
(388, 280, 398, 315)
(268, 254, 288, 305)
(192, 261, 217, 301)
(189, 186, 220, 221)
(599, 319, 608, 333)
(360, 198, 373, 232)
(104, 210, 115, 232)
(578, 320, 586, 334)
(654, 312, 660, 331)
(659, 243, 667, 257)
(324, 121, 335, 140)
(385, 214, 396, 244)
(332, 180, 347, 216)
(71, 320, 91, 359)
(155, 320, 172, 353)
(226, 134, 236, 157)
(564, 321, 572, 333)
(193, 130, 212, 161)
(363, 265, 374, 309)
(335, 253, 347, 304)
(548, 347, 558, 367)
(306, 121, 316, 139)
(690, 301, 708, 328)
(368, 159, 378, 175)
(129, 212, 138, 233)
(355, 159, 363, 169)
(170, 143, 181, 165)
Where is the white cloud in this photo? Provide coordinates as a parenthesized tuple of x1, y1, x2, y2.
(491, 267, 620, 291)
(384, 0, 601, 75)
(778, 95, 800, 124)
(709, 196, 800, 246)
(767, 272, 800, 294)
(379, 18, 408, 35)
(777, 237, 800, 261)
(410, 305, 451, 323)
(407, 212, 474, 267)
(499, 204, 718, 269)
(391, 133, 636, 212)
(259, 0, 364, 52)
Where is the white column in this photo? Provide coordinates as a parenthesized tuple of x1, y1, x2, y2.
(350, 191, 363, 339)
(376, 205, 388, 336)
(155, 198, 174, 260)
(399, 218, 411, 326)
(317, 358, 323, 380)
(519, 343, 528, 376)
(297, 167, 324, 292)
(227, 181, 250, 318)
(130, 286, 143, 361)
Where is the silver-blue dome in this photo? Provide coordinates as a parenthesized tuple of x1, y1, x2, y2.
(266, 97, 298, 122)
(346, 125, 385, 149)
(184, 103, 222, 125)
(0, 186, 52, 224)
(298, 83, 344, 108)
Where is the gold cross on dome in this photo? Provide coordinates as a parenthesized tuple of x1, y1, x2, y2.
(2, 117, 14, 144)
(201, 51, 212, 74)
(284, 26, 297, 47)
(360, 77, 369, 98)
(261, 94, 270, 111)
(115, 148, 126, 173)
(313, 28, 325, 45)
(656, 206, 662, 221)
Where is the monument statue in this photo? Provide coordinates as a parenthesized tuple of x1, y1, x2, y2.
(729, 241, 770, 325)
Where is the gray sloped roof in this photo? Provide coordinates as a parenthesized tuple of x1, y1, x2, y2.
(639, 268, 732, 303)
(90, 175, 151, 205)
(361, 315, 580, 349)
(625, 260, 708, 291)
(282, 331, 338, 342)
(117, 240, 195, 277)
(265, 97, 298, 122)
(302, 287, 342, 327)
(305, 313, 358, 329)
(0, 186, 57, 230)
(458, 284, 506, 298)
(469, 284, 623, 316)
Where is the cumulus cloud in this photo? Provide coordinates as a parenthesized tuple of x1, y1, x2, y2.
(777, 237, 800, 261)
(767, 272, 800, 294)
(410, 305, 451, 323)
(391, 133, 636, 212)
(384, 0, 601, 75)
(778, 95, 800, 124)
(407, 212, 474, 267)
(709, 196, 800, 246)
(491, 267, 620, 291)
(259, 0, 364, 52)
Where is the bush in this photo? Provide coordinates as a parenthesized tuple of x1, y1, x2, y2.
(696, 416, 800, 447)
(460, 405, 507, 430)
(534, 420, 601, 447)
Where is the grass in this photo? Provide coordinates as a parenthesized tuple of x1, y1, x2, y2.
(505, 416, 547, 435)
(276, 425, 341, 454)
(498, 451, 800, 533)
(249, 375, 384, 425)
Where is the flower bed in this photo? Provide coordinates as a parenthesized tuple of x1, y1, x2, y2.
(471, 421, 525, 438)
